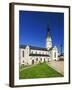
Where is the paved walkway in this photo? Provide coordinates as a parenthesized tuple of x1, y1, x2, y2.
(20, 64, 37, 72)
(47, 61, 64, 75)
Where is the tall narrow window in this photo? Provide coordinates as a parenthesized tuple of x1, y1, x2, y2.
(39, 52, 41, 54)
(54, 52, 56, 58)
(44, 58, 45, 62)
(23, 60, 24, 63)
(43, 52, 44, 55)
(23, 51, 24, 57)
(36, 51, 37, 54)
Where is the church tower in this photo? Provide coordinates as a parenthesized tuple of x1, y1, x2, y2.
(46, 27, 52, 50)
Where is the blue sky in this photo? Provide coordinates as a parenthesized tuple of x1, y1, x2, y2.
(19, 11, 64, 53)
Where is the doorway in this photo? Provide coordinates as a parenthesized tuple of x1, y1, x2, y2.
(32, 60, 34, 64)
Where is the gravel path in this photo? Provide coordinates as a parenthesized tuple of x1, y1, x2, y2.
(47, 61, 64, 75)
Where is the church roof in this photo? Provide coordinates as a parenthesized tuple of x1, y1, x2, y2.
(29, 46, 48, 51)
(20, 45, 53, 51)
(19, 45, 26, 49)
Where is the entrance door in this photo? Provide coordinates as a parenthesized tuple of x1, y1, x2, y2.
(32, 60, 34, 64)
(48, 58, 49, 62)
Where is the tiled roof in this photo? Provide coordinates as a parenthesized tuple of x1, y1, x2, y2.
(20, 45, 53, 51)
(19, 45, 26, 49)
(58, 53, 64, 57)
(48, 47, 53, 51)
(29, 46, 48, 51)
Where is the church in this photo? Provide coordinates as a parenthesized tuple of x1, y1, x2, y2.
(19, 27, 59, 65)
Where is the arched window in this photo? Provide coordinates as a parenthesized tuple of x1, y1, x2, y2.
(23, 60, 24, 63)
(44, 58, 45, 62)
(40, 58, 42, 61)
(48, 58, 49, 62)
(31, 51, 33, 54)
(36, 58, 38, 61)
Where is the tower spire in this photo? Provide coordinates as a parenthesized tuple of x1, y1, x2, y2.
(60, 44, 62, 55)
(46, 25, 50, 38)
(46, 25, 52, 50)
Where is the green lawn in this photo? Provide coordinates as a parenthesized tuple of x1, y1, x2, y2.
(19, 63, 63, 79)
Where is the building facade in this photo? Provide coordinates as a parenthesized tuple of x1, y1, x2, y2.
(19, 28, 59, 65)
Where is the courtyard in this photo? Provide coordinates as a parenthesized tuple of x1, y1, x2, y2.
(19, 62, 63, 79)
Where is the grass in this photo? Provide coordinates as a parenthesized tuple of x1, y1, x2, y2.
(19, 63, 63, 79)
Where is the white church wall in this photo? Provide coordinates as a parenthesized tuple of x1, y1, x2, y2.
(19, 45, 31, 65)
(19, 47, 51, 65)
(48, 50, 52, 61)
(52, 46, 58, 61)
(24, 45, 30, 65)
(19, 46, 59, 66)
(19, 49, 25, 65)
